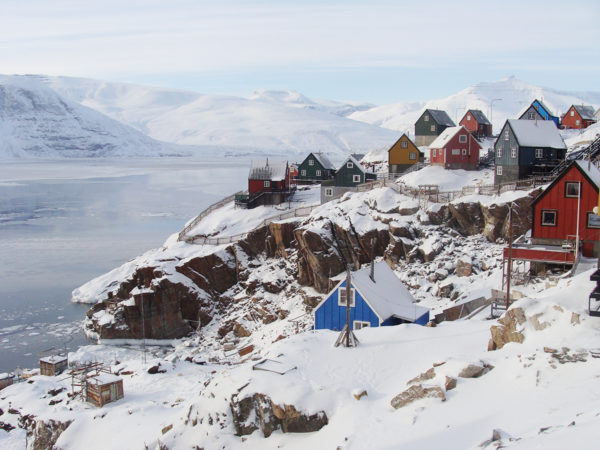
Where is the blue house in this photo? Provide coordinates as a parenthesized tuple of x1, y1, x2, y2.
(518, 99, 560, 127)
(314, 261, 430, 330)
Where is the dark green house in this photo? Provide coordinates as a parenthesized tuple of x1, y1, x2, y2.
(295, 152, 336, 184)
(414, 109, 455, 146)
(321, 156, 377, 203)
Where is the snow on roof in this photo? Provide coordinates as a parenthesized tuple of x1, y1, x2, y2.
(338, 155, 372, 173)
(351, 261, 429, 322)
(39, 355, 68, 364)
(88, 372, 122, 385)
(249, 159, 288, 181)
(507, 119, 566, 149)
(465, 109, 491, 125)
(429, 126, 463, 149)
(426, 109, 455, 127)
(575, 160, 600, 188)
(573, 105, 596, 121)
(312, 153, 335, 170)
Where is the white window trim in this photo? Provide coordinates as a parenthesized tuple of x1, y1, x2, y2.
(352, 174, 361, 183)
(462, 149, 467, 155)
(536, 148, 544, 158)
(338, 287, 355, 307)
(565, 181, 580, 198)
(264, 180, 270, 188)
(424, 115, 429, 122)
(316, 169, 322, 176)
(452, 149, 460, 155)
(353, 320, 370, 330)
(459, 135, 467, 143)
(467, 114, 471, 121)
(497, 147, 502, 158)
(325, 187, 333, 196)
(308, 159, 314, 166)
(504, 130, 509, 141)
(409, 151, 416, 160)
(430, 125, 436, 132)
(587, 212, 600, 229)
(401, 141, 408, 148)
(347, 162, 354, 168)
(511, 147, 517, 158)
(528, 111, 535, 120)
(541, 209, 557, 226)
(496, 165, 503, 176)
(570, 110, 575, 117)
(433, 149, 437, 157)
(300, 169, 306, 176)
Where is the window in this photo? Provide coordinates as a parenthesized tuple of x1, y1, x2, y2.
(264, 180, 270, 188)
(401, 141, 408, 148)
(504, 130, 509, 141)
(353, 321, 370, 330)
(409, 152, 417, 160)
(338, 287, 355, 307)
(541, 210, 557, 226)
(325, 187, 333, 197)
(433, 149, 437, 157)
(430, 125, 436, 132)
(576, 120, 580, 126)
(570, 110, 575, 117)
(535, 149, 544, 158)
(459, 135, 467, 143)
(587, 212, 600, 229)
(528, 111, 535, 120)
(352, 174, 361, 183)
(467, 114, 471, 121)
(497, 147, 502, 158)
(301, 169, 306, 176)
(347, 162, 354, 169)
(462, 149, 467, 155)
(496, 165, 503, 176)
(316, 169, 321, 176)
(565, 181, 580, 198)
(308, 159, 314, 166)
(424, 115, 429, 122)
(452, 149, 460, 155)
(511, 147, 517, 158)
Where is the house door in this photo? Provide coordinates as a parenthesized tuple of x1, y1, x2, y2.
(110, 383, 118, 401)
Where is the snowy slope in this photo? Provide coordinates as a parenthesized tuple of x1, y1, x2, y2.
(31, 75, 397, 161)
(350, 76, 600, 137)
(0, 76, 187, 158)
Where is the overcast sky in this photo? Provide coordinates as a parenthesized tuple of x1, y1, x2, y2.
(1, 0, 598, 104)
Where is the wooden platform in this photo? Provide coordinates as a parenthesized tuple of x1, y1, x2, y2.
(503, 245, 576, 264)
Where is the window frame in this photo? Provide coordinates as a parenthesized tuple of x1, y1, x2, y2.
(586, 212, 600, 229)
(308, 159, 314, 166)
(511, 147, 517, 158)
(528, 111, 535, 120)
(338, 287, 355, 307)
(504, 129, 510, 141)
(433, 149, 437, 157)
(535, 148, 544, 158)
(300, 169, 306, 176)
(564, 181, 580, 198)
(353, 320, 370, 330)
(409, 151, 417, 160)
(424, 115, 429, 122)
(452, 149, 460, 156)
(430, 124, 436, 132)
(347, 162, 354, 169)
(401, 141, 408, 148)
(466, 114, 471, 121)
(352, 174, 361, 183)
(497, 147, 502, 158)
(496, 165, 503, 176)
(540, 209, 558, 226)
(315, 169, 322, 177)
(459, 135, 467, 143)
(325, 187, 333, 197)
(264, 180, 270, 188)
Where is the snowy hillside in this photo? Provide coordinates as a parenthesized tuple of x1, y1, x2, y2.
(0, 76, 185, 158)
(27, 75, 397, 162)
(350, 76, 600, 137)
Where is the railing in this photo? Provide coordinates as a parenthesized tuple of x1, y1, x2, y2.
(178, 191, 244, 241)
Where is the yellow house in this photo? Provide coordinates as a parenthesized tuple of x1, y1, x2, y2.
(388, 134, 423, 176)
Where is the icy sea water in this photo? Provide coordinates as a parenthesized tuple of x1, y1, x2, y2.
(0, 157, 248, 372)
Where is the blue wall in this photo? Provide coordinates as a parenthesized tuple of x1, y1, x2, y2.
(314, 280, 380, 330)
(533, 100, 560, 126)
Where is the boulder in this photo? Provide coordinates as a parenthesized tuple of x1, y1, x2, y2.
(407, 367, 436, 385)
(455, 257, 472, 277)
(458, 364, 485, 379)
(27, 419, 72, 450)
(448, 202, 485, 236)
(444, 376, 457, 391)
(488, 307, 526, 350)
(437, 282, 454, 298)
(481, 203, 509, 242)
(390, 384, 446, 409)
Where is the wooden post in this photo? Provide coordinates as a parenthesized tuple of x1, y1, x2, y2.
(345, 267, 351, 348)
(506, 204, 513, 310)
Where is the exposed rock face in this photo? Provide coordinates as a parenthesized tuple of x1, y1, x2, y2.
(458, 364, 485, 379)
(27, 419, 72, 450)
(390, 384, 446, 409)
(176, 251, 237, 295)
(267, 221, 299, 258)
(455, 257, 473, 277)
(488, 307, 526, 350)
(449, 202, 485, 236)
(230, 392, 328, 438)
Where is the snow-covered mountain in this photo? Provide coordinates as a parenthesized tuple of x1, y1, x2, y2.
(350, 76, 600, 137)
(0, 76, 183, 158)
(26, 75, 397, 161)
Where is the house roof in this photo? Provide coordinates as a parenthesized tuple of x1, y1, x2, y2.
(464, 109, 491, 125)
(535, 99, 555, 117)
(312, 152, 335, 170)
(88, 372, 122, 386)
(507, 119, 567, 149)
(428, 126, 464, 149)
(426, 109, 455, 127)
(249, 159, 288, 181)
(572, 105, 596, 121)
(39, 355, 67, 364)
(388, 133, 420, 153)
(350, 261, 429, 322)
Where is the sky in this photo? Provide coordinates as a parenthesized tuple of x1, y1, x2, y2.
(1, 0, 599, 104)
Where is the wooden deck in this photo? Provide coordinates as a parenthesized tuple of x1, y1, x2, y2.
(503, 245, 576, 264)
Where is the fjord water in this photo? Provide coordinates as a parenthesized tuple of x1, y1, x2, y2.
(0, 158, 248, 372)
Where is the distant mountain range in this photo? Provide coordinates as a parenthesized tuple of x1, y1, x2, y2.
(1, 74, 598, 161)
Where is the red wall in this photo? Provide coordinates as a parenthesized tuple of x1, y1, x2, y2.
(248, 178, 288, 195)
(561, 107, 595, 129)
(430, 129, 481, 167)
(533, 165, 599, 248)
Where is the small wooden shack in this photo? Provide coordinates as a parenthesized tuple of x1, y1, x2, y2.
(86, 373, 124, 407)
(0, 372, 14, 390)
(39, 355, 68, 376)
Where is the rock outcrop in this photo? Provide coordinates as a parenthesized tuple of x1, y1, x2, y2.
(488, 307, 526, 351)
(390, 384, 446, 409)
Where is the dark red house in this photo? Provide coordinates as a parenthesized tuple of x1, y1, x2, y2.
(531, 160, 600, 257)
(429, 126, 481, 170)
(235, 159, 293, 208)
(459, 109, 492, 138)
(561, 105, 597, 129)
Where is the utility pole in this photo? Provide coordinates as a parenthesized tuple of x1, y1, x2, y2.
(345, 267, 351, 348)
(506, 203, 513, 310)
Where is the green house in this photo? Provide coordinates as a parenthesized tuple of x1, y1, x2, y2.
(295, 152, 336, 184)
(333, 156, 376, 187)
(414, 109, 455, 146)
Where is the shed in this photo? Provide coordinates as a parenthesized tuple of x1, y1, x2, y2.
(0, 372, 14, 390)
(414, 109, 455, 146)
(86, 372, 124, 407)
(459, 109, 492, 137)
(518, 99, 560, 127)
(429, 126, 481, 170)
(314, 261, 429, 330)
(39, 355, 68, 376)
(561, 105, 597, 129)
(387, 133, 423, 176)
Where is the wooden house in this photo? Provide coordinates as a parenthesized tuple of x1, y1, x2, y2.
(561, 105, 597, 129)
(295, 152, 336, 184)
(387, 133, 423, 176)
(429, 126, 481, 170)
(518, 99, 560, 127)
(314, 261, 429, 330)
(459, 109, 492, 138)
(39, 355, 68, 376)
(0, 373, 14, 390)
(85, 373, 124, 407)
(320, 156, 376, 203)
(494, 119, 567, 185)
(236, 159, 293, 208)
(414, 109, 455, 146)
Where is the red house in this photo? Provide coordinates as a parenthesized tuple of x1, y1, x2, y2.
(429, 126, 481, 170)
(531, 160, 600, 257)
(561, 105, 597, 129)
(248, 159, 289, 195)
(459, 109, 492, 138)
